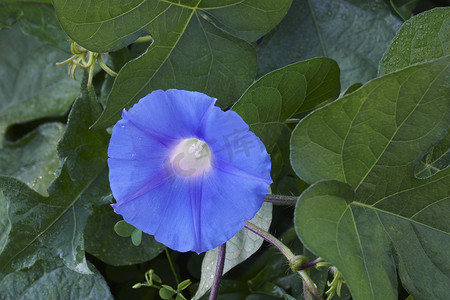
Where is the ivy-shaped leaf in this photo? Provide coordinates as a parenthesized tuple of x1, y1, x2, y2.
(233, 57, 340, 151)
(52, 0, 291, 128)
(291, 56, 450, 300)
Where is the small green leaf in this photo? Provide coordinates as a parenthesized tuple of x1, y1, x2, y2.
(160, 285, 177, 299)
(193, 202, 273, 300)
(162, 284, 177, 293)
(131, 229, 143, 246)
(175, 293, 187, 300)
(177, 279, 192, 291)
(380, 7, 450, 75)
(113, 220, 135, 237)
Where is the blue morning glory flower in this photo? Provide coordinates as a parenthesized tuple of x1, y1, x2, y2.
(108, 89, 272, 253)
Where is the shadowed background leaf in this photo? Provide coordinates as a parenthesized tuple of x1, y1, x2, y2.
(0, 83, 111, 277)
(0, 260, 113, 299)
(84, 203, 165, 266)
(257, 0, 401, 90)
(0, 24, 78, 193)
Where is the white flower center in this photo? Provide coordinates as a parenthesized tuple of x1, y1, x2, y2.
(170, 138, 212, 177)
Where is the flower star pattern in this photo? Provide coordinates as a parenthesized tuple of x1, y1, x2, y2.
(108, 89, 272, 253)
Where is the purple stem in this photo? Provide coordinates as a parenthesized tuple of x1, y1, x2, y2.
(298, 258, 323, 270)
(209, 243, 226, 300)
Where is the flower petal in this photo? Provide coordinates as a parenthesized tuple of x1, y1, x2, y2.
(195, 168, 270, 253)
(202, 106, 272, 182)
(113, 176, 198, 252)
(108, 158, 170, 204)
(108, 114, 170, 160)
(126, 89, 215, 139)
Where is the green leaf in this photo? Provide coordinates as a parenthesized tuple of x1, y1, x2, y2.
(257, 0, 401, 89)
(177, 279, 192, 291)
(380, 7, 450, 75)
(232, 57, 340, 151)
(389, 0, 420, 21)
(291, 57, 450, 300)
(0, 82, 111, 277)
(160, 286, 177, 299)
(92, 12, 256, 128)
(0, 25, 78, 138)
(193, 202, 273, 300)
(200, 0, 292, 42)
(290, 56, 450, 188)
(131, 229, 143, 246)
(0, 123, 64, 196)
(52, 0, 291, 128)
(0, 1, 69, 51)
(0, 260, 113, 300)
(85, 204, 165, 266)
(380, 7, 450, 180)
(175, 293, 187, 300)
(114, 220, 135, 237)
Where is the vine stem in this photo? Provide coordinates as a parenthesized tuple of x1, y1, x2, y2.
(264, 194, 298, 205)
(299, 257, 323, 270)
(209, 243, 226, 300)
(244, 221, 322, 300)
(164, 247, 179, 285)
